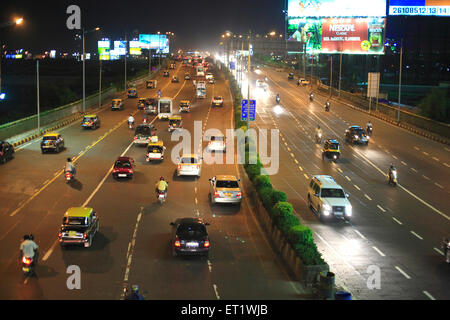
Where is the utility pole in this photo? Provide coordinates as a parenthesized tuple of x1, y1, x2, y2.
(148, 48, 152, 76)
(98, 59, 102, 108)
(329, 55, 333, 97)
(338, 52, 342, 97)
(124, 33, 127, 92)
(82, 28, 86, 113)
(397, 39, 403, 123)
(37, 59, 40, 133)
(247, 30, 251, 130)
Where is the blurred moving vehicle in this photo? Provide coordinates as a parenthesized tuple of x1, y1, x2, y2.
(176, 154, 202, 177)
(158, 98, 173, 120)
(128, 87, 138, 98)
(0, 141, 14, 164)
(171, 76, 179, 83)
(307, 175, 352, 222)
(207, 135, 226, 152)
(209, 175, 242, 206)
(170, 218, 210, 257)
(137, 98, 147, 110)
(112, 156, 135, 179)
(58, 207, 99, 248)
(146, 80, 157, 89)
(168, 115, 182, 132)
(211, 96, 224, 107)
(345, 125, 369, 145)
(81, 114, 100, 129)
(288, 72, 294, 80)
(146, 140, 165, 162)
(163, 70, 170, 77)
(322, 139, 340, 162)
(184, 72, 191, 80)
(41, 132, 64, 153)
(133, 124, 157, 145)
(179, 100, 191, 113)
(111, 99, 124, 111)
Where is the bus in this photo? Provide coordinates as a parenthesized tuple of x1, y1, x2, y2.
(158, 97, 173, 120)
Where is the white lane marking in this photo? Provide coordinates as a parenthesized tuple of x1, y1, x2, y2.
(298, 166, 303, 171)
(423, 291, 436, 300)
(423, 175, 430, 180)
(337, 168, 343, 173)
(401, 161, 407, 166)
(410, 231, 423, 240)
(294, 159, 298, 164)
(213, 284, 220, 300)
(42, 240, 58, 261)
(303, 173, 309, 179)
(207, 260, 213, 272)
(364, 194, 372, 201)
(432, 157, 439, 162)
(290, 152, 295, 158)
(414, 146, 420, 151)
(345, 175, 351, 181)
(423, 151, 429, 156)
(395, 266, 411, 279)
(433, 247, 444, 256)
(353, 184, 361, 191)
(411, 167, 418, 173)
(392, 155, 398, 159)
(372, 246, 386, 257)
(444, 163, 450, 168)
(354, 229, 366, 240)
(377, 205, 386, 212)
(434, 182, 444, 189)
(392, 217, 403, 225)
(195, 198, 198, 204)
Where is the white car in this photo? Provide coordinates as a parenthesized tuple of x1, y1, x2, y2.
(207, 135, 226, 152)
(307, 175, 352, 222)
(211, 96, 223, 107)
(177, 154, 202, 177)
(209, 175, 242, 205)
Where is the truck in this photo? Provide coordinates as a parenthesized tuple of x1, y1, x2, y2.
(196, 81, 206, 99)
(158, 97, 173, 120)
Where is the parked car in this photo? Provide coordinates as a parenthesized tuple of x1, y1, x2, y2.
(170, 218, 210, 257)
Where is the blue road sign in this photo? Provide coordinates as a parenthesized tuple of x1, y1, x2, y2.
(241, 99, 256, 121)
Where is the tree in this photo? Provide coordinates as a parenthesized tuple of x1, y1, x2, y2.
(419, 88, 449, 123)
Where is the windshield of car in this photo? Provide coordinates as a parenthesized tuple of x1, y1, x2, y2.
(328, 143, 339, 150)
(148, 146, 162, 153)
(214, 97, 222, 100)
(115, 160, 131, 168)
(135, 126, 152, 135)
(216, 180, 239, 188)
(169, 119, 180, 125)
(63, 216, 88, 226)
(43, 136, 57, 140)
(352, 128, 365, 135)
(320, 188, 345, 198)
(181, 157, 198, 164)
(177, 224, 207, 238)
(113, 100, 120, 105)
(83, 117, 94, 122)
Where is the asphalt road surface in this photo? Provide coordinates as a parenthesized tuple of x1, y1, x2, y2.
(246, 66, 449, 300)
(0, 63, 310, 300)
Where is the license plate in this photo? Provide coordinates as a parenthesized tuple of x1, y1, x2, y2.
(225, 193, 232, 197)
(186, 242, 199, 248)
(23, 267, 30, 272)
(69, 231, 77, 237)
(118, 174, 127, 177)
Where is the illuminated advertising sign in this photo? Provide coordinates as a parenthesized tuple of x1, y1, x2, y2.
(129, 41, 142, 55)
(98, 40, 110, 60)
(287, 0, 386, 18)
(113, 41, 127, 55)
(138, 34, 169, 53)
(389, 0, 450, 16)
(288, 17, 385, 54)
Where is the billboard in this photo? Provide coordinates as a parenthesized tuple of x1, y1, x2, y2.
(138, 34, 169, 53)
(287, 0, 387, 18)
(389, 0, 450, 16)
(288, 17, 385, 54)
(98, 40, 110, 60)
(113, 41, 127, 55)
(129, 40, 142, 55)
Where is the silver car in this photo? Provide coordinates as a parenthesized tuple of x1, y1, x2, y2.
(207, 135, 226, 152)
(177, 154, 202, 177)
(209, 175, 242, 205)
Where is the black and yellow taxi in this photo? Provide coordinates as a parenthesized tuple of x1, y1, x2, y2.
(58, 207, 99, 248)
(179, 100, 191, 113)
(322, 139, 341, 162)
(163, 70, 170, 77)
(127, 87, 138, 98)
(171, 76, 179, 83)
(137, 98, 147, 110)
(168, 115, 182, 132)
(81, 114, 100, 129)
(41, 132, 65, 153)
(146, 80, 157, 89)
(146, 140, 166, 162)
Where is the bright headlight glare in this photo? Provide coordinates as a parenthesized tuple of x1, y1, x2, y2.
(345, 205, 352, 216)
(323, 204, 331, 211)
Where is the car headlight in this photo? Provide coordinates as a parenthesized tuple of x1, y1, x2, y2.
(323, 204, 331, 211)
(345, 205, 352, 216)
(354, 135, 359, 139)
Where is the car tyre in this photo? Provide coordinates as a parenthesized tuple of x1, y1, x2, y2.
(307, 195, 313, 209)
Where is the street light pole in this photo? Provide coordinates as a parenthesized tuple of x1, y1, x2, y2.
(247, 30, 251, 130)
(98, 59, 102, 108)
(338, 52, 342, 97)
(37, 59, 40, 133)
(82, 28, 86, 113)
(329, 55, 333, 97)
(397, 39, 403, 123)
(124, 33, 127, 92)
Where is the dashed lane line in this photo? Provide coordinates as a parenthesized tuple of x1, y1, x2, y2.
(392, 217, 403, 225)
(395, 266, 411, 279)
(372, 246, 386, 257)
(423, 291, 436, 300)
(410, 231, 423, 240)
(377, 205, 386, 213)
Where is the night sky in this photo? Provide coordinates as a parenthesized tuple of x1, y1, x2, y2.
(1, 0, 285, 53)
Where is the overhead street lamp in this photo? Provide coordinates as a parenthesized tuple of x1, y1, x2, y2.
(81, 27, 100, 113)
(0, 17, 24, 97)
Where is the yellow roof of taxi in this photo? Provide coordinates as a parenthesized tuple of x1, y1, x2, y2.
(84, 114, 96, 118)
(65, 207, 93, 217)
(112, 98, 122, 101)
(147, 141, 164, 147)
(180, 100, 190, 104)
(43, 132, 59, 137)
(216, 175, 238, 181)
(169, 115, 182, 120)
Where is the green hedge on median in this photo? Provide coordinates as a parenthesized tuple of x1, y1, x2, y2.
(220, 62, 327, 267)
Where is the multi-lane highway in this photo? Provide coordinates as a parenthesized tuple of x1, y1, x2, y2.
(248, 66, 449, 300)
(0, 62, 311, 299)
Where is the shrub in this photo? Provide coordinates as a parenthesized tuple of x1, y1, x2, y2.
(245, 164, 261, 181)
(277, 212, 301, 234)
(272, 202, 293, 225)
(287, 225, 313, 247)
(254, 175, 272, 190)
(294, 243, 325, 266)
(258, 187, 274, 211)
(271, 190, 287, 205)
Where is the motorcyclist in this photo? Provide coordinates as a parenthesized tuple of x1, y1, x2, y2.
(297, 79, 301, 86)
(125, 285, 144, 300)
(367, 121, 373, 134)
(442, 237, 450, 263)
(325, 100, 330, 111)
(64, 158, 76, 176)
(276, 93, 280, 103)
(310, 92, 314, 101)
(128, 114, 135, 124)
(315, 125, 322, 139)
(157, 89, 162, 98)
(388, 164, 397, 182)
(20, 234, 38, 265)
(264, 77, 268, 82)
(155, 176, 169, 196)
(142, 114, 149, 124)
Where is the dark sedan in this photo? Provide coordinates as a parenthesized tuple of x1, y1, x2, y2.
(345, 126, 369, 145)
(170, 218, 210, 258)
(0, 141, 14, 164)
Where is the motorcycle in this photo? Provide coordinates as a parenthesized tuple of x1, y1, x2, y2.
(322, 151, 340, 162)
(325, 102, 330, 112)
(315, 132, 322, 144)
(128, 121, 134, 129)
(442, 238, 450, 263)
(367, 126, 373, 136)
(157, 191, 167, 204)
(65, 171, 73, 183)
(22, 255, 34, 276)
(387, 170, 398, 186)
(276, 96, 280, 104)
(310, 94, 314, 102)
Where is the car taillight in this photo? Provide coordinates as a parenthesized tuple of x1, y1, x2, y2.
(177, 164, 182, 170)
(134, 137, 137, 140)
(204, 239, 210, 248)
(113, 169, 117, 173)
(236, 192, 242, 198)
(174, 237, 181, 247)
(58, 232, 62, 238)
(83, 233, 87, 239)
(196, 164, 200, 169)
(129, 170, 133, 174)
(22, 256, 32, 265)
(214, 192, 220, 198)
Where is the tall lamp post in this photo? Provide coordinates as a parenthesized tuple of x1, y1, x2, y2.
(397, 39, 403, 123)
(82, 27, 100, 113)
(0, 17, 24, 96)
